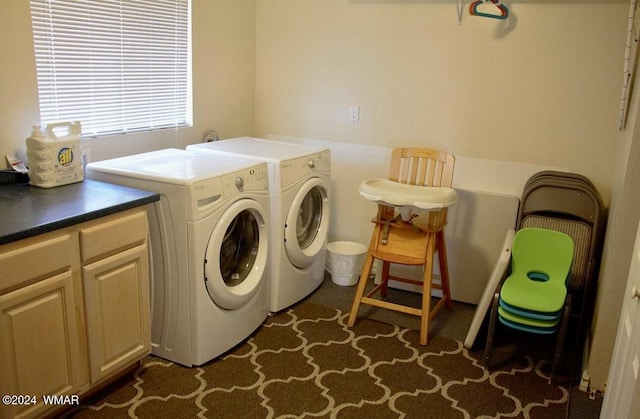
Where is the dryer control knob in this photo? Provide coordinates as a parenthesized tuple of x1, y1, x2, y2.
(235, 176, 245, 189)
(308, 159, 316, 169)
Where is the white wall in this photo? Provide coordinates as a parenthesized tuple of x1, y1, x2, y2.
(0, 0, 257, 165)
(0, 1, 41, 161)
(587, 54, 640, 392)
(254, 0, 628, 204)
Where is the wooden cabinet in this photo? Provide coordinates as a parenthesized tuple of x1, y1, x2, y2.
(0, 207, 150, 419)
(0, 231, 89, 419)
(80, 209, 150, 383)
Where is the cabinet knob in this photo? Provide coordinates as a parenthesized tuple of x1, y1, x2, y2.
(631, 286, 640, 300)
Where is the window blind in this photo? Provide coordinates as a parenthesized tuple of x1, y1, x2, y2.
(30, 0, 191, 138)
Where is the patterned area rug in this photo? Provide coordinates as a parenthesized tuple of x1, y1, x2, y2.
(65, 301, 569, 418)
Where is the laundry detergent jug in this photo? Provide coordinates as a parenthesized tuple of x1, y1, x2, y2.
(26, 121, 84, 188)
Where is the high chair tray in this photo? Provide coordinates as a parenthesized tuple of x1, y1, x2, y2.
(359, 178, 458, 209)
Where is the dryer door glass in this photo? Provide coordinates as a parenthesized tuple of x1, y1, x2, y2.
(220, 210, 259, 286)
(297, 186, 323, 249)
(284, 178, 330, 268)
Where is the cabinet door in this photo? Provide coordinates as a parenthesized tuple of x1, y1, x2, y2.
(0, 270, 86, 419)
(82, 243, 150, 383)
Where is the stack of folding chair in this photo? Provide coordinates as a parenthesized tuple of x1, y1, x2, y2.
(516, 171, 607, 342)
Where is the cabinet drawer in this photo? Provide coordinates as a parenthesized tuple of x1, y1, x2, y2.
(0, 232, 74, 292)
(80, 208, 147, 264)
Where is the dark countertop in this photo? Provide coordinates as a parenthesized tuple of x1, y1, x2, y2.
(0, 179, 160, 246)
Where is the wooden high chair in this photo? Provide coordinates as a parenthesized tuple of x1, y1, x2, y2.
(347, 147, 455, 345)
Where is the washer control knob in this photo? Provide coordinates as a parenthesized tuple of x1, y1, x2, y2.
(308, 159, 316, 169)
(235, 176, 244, 189)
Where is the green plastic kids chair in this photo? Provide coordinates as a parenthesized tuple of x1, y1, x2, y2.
(484, 228, 574, 383)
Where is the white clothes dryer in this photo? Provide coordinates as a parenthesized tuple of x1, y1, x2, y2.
(188, 137, 330, 312)
(86, 148, 270, 367)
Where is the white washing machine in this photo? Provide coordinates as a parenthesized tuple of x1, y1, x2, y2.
(86, 148, 270, 367)
(188, 137, 330, 312)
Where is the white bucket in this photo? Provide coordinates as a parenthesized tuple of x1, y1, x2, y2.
(326, 241, 368, 286)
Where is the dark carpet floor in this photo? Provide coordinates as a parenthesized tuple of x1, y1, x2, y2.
(63, 274, 603, 418)
(309, 274, 603, 419)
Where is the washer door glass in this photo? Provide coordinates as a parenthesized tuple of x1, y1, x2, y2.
(205, 199, 268, 309)
(284, 177, 330, 268)
(220, 210, 258, 286)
